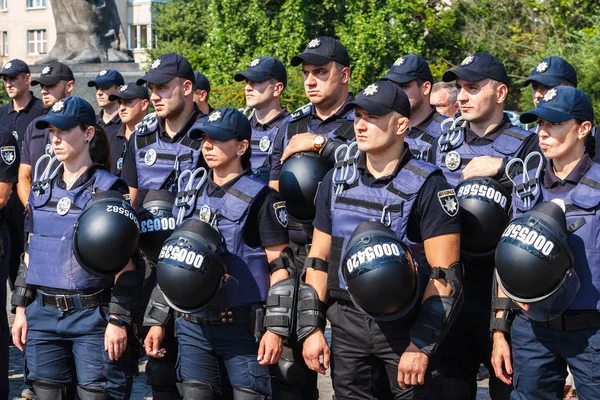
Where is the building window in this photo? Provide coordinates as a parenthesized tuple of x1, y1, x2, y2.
(28, 30, 47, 55)
(1, 32, 7, 56)
(0, 0, 7, 12)
(27, 0, 46, 9)
(128, 24, 153, 49)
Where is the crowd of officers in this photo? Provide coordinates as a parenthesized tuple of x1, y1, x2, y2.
(0, 35, 597, 400)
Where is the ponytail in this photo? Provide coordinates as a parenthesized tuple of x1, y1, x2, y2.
(82, 123, 112, 171)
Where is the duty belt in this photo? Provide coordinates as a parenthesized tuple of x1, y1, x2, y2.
(178, 303, 263, 325)
(37, 289, 110, 312)
(525, 311, 600, 331)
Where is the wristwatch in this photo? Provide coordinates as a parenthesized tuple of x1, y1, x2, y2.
(108, 314, 127, 327)
(312, 135, 326, 153)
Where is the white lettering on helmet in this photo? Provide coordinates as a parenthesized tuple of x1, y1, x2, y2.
(346, 243, 401, 274)
(501, 223, 555, 256)
(457, 183, 507, 209)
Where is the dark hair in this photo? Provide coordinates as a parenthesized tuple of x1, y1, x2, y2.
(80, 123, 112, 171)
(241, 141, 252, 170)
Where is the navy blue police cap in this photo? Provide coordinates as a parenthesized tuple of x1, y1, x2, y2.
(291, 37, 350, 68)
(0, 59, 30, 77)
(35, 96, 97, 130)
(108, 82, 149, 101)
(234, 56, 287, 87)
(381, 54, 433, 84)
(194, 72, 211, 92)
(520, 86, 594, 125)
(522, 56, 578, 88)
(345, 80, 411, 119)
(87, 69, 125, 89)
(137, 53, 195, 86)
(443, 53, 508, 85)
(188, 107, 252, 142)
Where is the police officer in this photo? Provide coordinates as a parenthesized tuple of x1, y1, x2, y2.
(120, 53, 205, 400)
(523, 56, 577, 108)
(10, 96, 139, 400)
(434, 53, 539, 400)
(18, 61, 75, 207)
(301, 80, 462, 399)
(88, 68, 125, 138)
(430, 82, 459, 119)
(491, 86, 600, 400)
(380, 54, 448, 161)
(0, 59, 44, 292)
(144, 107, 290, 399)
(193, 71, 214, 118)
(233, 56, 290, 183)
(106, 83, 150, 176)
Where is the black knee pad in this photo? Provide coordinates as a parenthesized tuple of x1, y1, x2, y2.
(176, 380, 213, 400)
(233, 387, 266, 400)
(76, 385, 109, 400)
(32, 380, 67, 400)
(146, 357, 178, 386)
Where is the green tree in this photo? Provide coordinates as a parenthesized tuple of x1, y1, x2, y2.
(0, 82, 7, 107)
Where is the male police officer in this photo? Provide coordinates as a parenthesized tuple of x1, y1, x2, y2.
(106, 83, 150, 176)
(193, 71, 213, 118)
(18, 61, 75, 207)
(234, 56, 290, 183)
(301, 80, 462, 399)
(121, 53, 205, 400)
(430, 82, 459, 119)
(88, 68, 124, 138)
(0, 59, 44, 290)
(523, 56, 577, 107)
(434, 53, 539, 400)
(381, 54, 447, 161)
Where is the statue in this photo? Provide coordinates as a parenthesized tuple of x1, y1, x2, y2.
(37, 0, 133, 64)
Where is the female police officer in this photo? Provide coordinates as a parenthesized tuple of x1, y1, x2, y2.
(144, 107, 291, 400)
(491, 86, 600, 399)
(10, 96, 139, 400)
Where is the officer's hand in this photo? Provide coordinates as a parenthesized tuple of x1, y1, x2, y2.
(258, 330, 283, 365)
(461, 156, 503, 180)
(11, 306, 27, 352)
(491, 331, 513, 385)
(302, 328, 330, 375)
(144, 325, 166, 358)
(281, 133, 317, 163)
(105, 322, 127, 361)
(397, 342, 429, 389)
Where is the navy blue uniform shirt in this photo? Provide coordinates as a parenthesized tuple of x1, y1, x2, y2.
(0, 93, 44, 150)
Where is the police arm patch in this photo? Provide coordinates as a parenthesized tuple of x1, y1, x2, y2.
(438, 189, 459, 217)
(273, 201, 288, 228)
(1, 146, 16, 165)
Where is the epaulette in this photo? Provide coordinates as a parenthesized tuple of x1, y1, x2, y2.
(290, 103, 312, 120)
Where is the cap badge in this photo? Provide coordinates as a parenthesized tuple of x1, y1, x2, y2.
(3, 62, 12, 70)
(393, 57, 405, 67)
(41, 66, 51, 75)
(120, 84, 128, 92)
(208, 110, 222, 123)
(199, 205, 212, 223)
(145, 149, 157, 166)
(445, 151, 461, 171)
(460, 55, 475, 66)
(56, 197, 71, 216)
(543, 88, 558, 102)
(249, 58, 261, 68)
(151, 59, 161, 70)
(99, 69, 108, 76)
(363, 84, 378, 96)
(536, 61, 549, 73)
(52, 100, 65, 113)
(259, 136, 271, 152)
(307, 38, 321, 49)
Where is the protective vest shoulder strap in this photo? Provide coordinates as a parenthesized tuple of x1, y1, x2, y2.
(570, 163, 600, 209)
(492, 126, 533, 156)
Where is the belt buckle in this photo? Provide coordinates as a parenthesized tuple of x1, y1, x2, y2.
(56, 295, 69, 312)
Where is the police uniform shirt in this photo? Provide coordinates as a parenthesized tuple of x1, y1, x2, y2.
(250, 108, 290, 132)
(314, 148, 460, 242)
(0, 93, 44, 149)
(205, 170, 289, 248)
(542, 154, 593, 194)
(197, 104, 215, 119)
(269, 94, 355, 182)
(96, 110, 122, 139)
(108, 124, 129, 176)
(21, 113, 52, 167)
(121, 106, 202, 189)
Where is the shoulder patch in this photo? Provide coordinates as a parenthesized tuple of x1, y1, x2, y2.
(290, 103, 312, 120)
(273, 201, 288, 228)
(438, 189, 459, 217)
(1, 146, 16, 165)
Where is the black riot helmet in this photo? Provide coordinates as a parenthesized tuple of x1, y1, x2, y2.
(495, 201, 579, 321)
(455, 177, 512, 263)
(279, 151, 333, 222)
(73, 191, 140, 277)
(342, 220, 419, 321)
(139, 190, 176, 263)
(156, 219, 228, 314)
